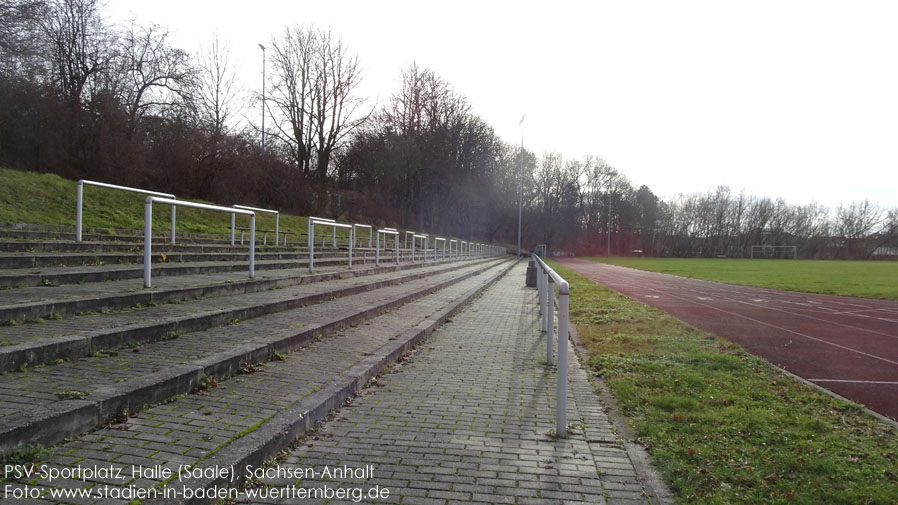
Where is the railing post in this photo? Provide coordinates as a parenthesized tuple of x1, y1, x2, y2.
(144, 198, 152, 288)
(556, 284, 570, 437)
(231, 213, 236, 246)
(249, 214, 256, 279)
(170, 205, 176, 245)
(275, 213, 279, 245)
(76, 180, 83, 243)
(308, 220, 315, 273)
(348, 227, 354, 269)
(543, 272, 555, 365)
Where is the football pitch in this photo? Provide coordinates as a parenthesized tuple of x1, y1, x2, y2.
(585, 257, 898, 300)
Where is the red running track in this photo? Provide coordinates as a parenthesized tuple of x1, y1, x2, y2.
(557, 258, 898, 422)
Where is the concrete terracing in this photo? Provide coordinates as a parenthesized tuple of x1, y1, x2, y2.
(0, 226, 666, 505)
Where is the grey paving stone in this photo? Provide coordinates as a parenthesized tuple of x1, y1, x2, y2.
(249, 263, 652, 504)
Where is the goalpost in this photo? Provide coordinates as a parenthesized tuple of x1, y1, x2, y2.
(750, 245, 798, 259)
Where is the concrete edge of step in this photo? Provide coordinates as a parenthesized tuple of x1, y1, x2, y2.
(0, 259, 513, 454)
(0, 258, 501, 372)
(142, 259, 518, 505)
(0, 256, 354, 288)
(0, 256, 497, 323)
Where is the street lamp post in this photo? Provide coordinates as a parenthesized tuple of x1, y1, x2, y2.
(517, 114, 525, 259)
(258, 43, 266, 153)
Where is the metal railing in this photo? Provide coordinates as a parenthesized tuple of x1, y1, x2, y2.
(77, 180, 176, 243)
(144, 198, 254, 288)
(533, 254, 570, 438)
(434, 237, 446, 260)
(411, 234, 427, 262)
(310, 216, 337, 246)
(376, 228, 399, 265)
(354, 223, 373, 248)
(308, 217, 353, 273)
(232, 205, 279, 245)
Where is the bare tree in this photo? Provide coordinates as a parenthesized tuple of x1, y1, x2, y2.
(0, 0, 46, 76)
(40, 0, 111, 108)
(268, 25, 366, 186)
(195, 33, 240, 138)
(836, 200, 882, 258)
(113, 22, 193, 135)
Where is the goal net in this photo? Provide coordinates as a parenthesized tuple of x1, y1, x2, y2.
(750, 245, 797, 259)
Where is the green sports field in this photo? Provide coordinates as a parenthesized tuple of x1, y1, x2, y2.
(586, 257, 898, 301)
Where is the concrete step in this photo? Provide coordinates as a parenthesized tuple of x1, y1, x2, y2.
(0, 240, 307, 254)
(0, 253, 478, 323)
(0, 258, 497, 371)
(0, 258, 513, 453)
(0, 252, 366, 288)
(0, 229, 234, 245)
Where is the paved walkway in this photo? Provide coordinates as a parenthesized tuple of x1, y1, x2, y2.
(252, 263, 653, 505)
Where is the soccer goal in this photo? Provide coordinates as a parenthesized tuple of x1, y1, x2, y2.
(750, 245, 798, 259)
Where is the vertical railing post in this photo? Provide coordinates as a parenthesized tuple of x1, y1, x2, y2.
(308, 221, 315, 273)
(275, 213, 279, 245)
(348, 227, 354, 269)
(143, 198, 152, 288)
(411, 237, 416, 262)
(170, 205, 176, 245)
(231, 213, 236, 246)
(76, 181, 84, 242)
(556, 283, 570, 437)
(249, 214, 256, 279)
(545, 274, 554, 365)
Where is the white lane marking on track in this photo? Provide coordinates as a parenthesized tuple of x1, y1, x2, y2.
(809, 379, 898, 385)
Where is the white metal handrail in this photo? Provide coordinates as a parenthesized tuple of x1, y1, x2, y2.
(411, 234, 427, 262)
(434, 237, 446, 260)
(77, 180, 175, 243)
(376, 228, 399, 266)
(533, 254, 570, 438)
(354, 224, 373, 248)
(232, 205, 279, 245)
(309, 218, 353, 273)
(310, 216, 336, 246)
(144, 198, 254, 288)
(449, 239, 458, 259)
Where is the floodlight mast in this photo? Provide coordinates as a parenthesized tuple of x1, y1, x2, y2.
(517, 114, 525, 259)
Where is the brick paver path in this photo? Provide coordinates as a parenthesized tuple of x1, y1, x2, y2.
(254, 263, 651, 505)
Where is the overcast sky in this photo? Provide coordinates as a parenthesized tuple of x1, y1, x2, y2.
(106, 0, 898, 209)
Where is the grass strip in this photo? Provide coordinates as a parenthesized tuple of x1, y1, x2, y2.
(585, 257, 898, 301)
(0, 167, 349, 240)
(548, 260, 898, 505)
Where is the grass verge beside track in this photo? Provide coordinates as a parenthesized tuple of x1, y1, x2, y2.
(586, 256, 898, 300)
(548, 260, 898, 505)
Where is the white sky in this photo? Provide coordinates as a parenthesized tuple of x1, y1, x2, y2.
(106, 0, 898, 209)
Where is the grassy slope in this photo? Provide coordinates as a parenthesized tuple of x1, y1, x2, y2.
(549, 260, 898, 505)
(586, 257, 898, 301)
(0, 167, 345, 239)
